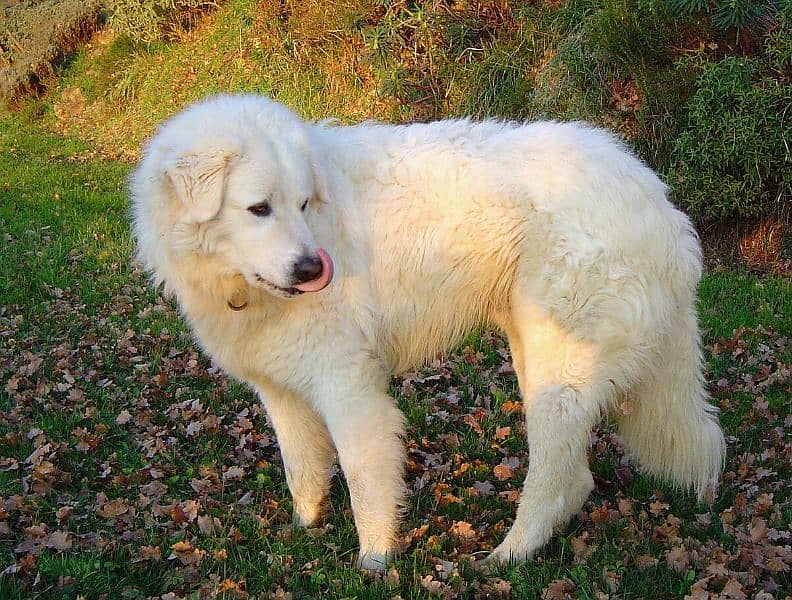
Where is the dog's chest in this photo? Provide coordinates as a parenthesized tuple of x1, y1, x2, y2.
(186, 301, 348, 392)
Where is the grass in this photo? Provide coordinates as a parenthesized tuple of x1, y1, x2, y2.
(0, 114, 131, 308)
(0, 103, 789, 599)
(34, 0, 379, 159)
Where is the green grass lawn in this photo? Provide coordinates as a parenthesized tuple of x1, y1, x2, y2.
(0, 114, 789, 599)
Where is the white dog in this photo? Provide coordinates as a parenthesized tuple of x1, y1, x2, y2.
(130, 94, 725, 570)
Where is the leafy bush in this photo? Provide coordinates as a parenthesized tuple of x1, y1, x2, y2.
(0, 0, 105, 101)
(668, 57, 792, 220)
(107, 0, 217, 44)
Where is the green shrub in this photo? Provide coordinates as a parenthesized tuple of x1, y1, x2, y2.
(107, 0, 217, 44)
(764, 14, 792, 73)
(668, 57, 792, 220)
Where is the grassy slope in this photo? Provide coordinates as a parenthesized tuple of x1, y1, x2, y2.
(39, 0, 386, 158)
(1, 90, 790, 600)
(36, 0, 681, 161)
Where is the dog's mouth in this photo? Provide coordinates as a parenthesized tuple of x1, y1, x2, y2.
(253, 249, 335, 299)
(254, 274, 304, 298)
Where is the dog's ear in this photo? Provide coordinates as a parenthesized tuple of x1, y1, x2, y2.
(165, 152, 232, 224)
(294, 126, 338, 206)
(303, 140, 342, 206)
(310, 154, 334, 205)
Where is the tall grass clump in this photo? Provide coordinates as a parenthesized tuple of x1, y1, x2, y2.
(531, 0, 691, 165)
(107, 0, 218, 44)
(670, 0, 786, 37)
(361, 0, 524, 120)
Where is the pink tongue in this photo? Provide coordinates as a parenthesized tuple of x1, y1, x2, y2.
(293, 248, 334, 293)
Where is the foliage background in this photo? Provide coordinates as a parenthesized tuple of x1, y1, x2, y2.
(2, 0, 791, 228)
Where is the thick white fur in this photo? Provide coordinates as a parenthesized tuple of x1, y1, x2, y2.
(130, 95, 726, 570)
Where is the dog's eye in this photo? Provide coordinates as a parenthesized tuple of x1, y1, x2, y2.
(248, 202, 272, 217)
(301, 200, 309, 212)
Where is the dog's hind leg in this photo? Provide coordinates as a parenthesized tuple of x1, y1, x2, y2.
(487, 304, 613, 564)
(257, 382, 336, 528)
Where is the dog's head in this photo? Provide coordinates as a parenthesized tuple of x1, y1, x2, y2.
(131, 95, 335, 303)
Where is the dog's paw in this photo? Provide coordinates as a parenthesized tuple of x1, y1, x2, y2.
(477, 544, 534, 571)
(291, 499, 326, 528)
(356, 550, 392, 574)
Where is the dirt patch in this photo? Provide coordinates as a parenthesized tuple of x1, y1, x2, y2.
(1, 0, 105, 103)
(53, 85, 86, 122)
(739, 217, 791, 275)
(700, 216, 791, 276)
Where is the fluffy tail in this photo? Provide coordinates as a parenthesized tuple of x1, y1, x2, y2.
(617, 307, 726, 500)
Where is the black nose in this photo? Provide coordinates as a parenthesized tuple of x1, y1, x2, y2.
(292, 255, 323, 283)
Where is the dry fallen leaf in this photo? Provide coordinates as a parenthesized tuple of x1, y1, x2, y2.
(665, 546, 690, 574)
(500, 400, 522, 413)
(542, 578, 575, 600)
(45, 530, 72, 552)
(491, 578, 511, 598)
(115, 409, 132, 425)
(571, 532, 595, 561)
(720, 578, 747, 600)
(449, 520, 477, 541)
(169, 540, 206, 566)
(140, 545, 162, 561)
(197, 513, 220, 536)
(649, 500, 670, 516)
(55, 506, 73, 523)
(493, 462, 514, 481)
(463, 413, 483, 435)
(473, 480, 495, 497)
(222, 466, 245, 482)
(213, 548, 228, 561)
(589, 503, 618, 525)
(616, 497, 633, 516)
(419, 574, 446, 595)
(97, 497, 131, 519)
(215, 578, 246, 597)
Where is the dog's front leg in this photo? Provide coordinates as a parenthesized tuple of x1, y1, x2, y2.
(315, 376, 406, 572)
(257, 382, 336, 527)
